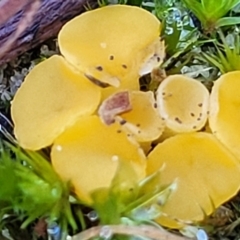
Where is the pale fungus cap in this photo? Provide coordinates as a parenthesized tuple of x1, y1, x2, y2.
(51, 115, 146, 204)
(11, 55, 101, 150)
(156, 75, 209, 132)
(147, 132, 240, 228)
(58, 5, 164, 88)
(209, 71, 240, 160)
(98, 90, 165, 142)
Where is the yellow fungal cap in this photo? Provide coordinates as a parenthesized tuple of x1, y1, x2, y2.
(156, 75, 209, 132)
(209, 71, 240, 160)
(11, 55, 101, 150)
(51, 115, 146, 204)
(147, 132, 240, 228)
(98, 90, 165, 142)
(117, 91, 165, 142)
(58, 5, 163, 87)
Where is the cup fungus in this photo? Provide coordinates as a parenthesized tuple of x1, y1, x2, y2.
(98, 90, 165, 143)
(11, 55, 101, 150)
(156, 75, 209, 133)
(209, 71, 240, 160)
(58, 5, 164, 88)
(51, 115, 146, 204)
(147, 132, 240, 228)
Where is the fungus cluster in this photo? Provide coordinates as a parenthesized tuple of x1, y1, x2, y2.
(10, 5, 240, 229)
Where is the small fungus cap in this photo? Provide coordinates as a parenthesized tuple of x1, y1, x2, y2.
(58, 5, 162, 87)
(51, 115, 146, 204)
(11, 55, 101, 150)
(209, 71, 240, 159)
(156, 75, 209, 132)
(98, 90, 165, 142)
(147, 132, 240, 228)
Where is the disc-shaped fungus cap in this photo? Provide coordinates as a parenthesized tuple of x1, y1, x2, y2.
(51, 115, 146, 204)
(11, 55, 101, 150)
(209, 71, 240, 160)
(156, 75, 209, 132)
(99, 90, 165, 142)
(58, 5, 164, 88)
(147, 132, 240, 228)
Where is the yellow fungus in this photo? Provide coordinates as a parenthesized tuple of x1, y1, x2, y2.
(99, 90, 165, 143)
(11, 55, 101, 150)
(209, 71, 240, 160)
(147, 132, 240, 228)
(51, 115, 146, 204)
(117, 91, 165, 142)
(58, 5, 163, 88)
(156, 75, 209, 133)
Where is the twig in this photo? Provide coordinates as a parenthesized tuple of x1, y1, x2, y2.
(0, 0, 97, 65)
(0, 0, 41, 59)
(0, 0, 31, 24)
(72, 225, 194, 240)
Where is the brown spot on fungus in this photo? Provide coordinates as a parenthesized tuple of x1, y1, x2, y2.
(122, 64, 127, 69)
(109, 55, 114, 60)
(154, 103, 158, 108)
(85, 74, 110, 88)
(198, 103, 203, 107)
(120, 119, 127, 125)
(96, 66, 103, 71)
(175, 117, 182, 124)
(98, 91, 132, 125)
(190, 113, 195, 117)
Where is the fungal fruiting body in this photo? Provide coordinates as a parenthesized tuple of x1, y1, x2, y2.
(51, 116, 146, 204)
(209, 71, 240, 160)
(98, 90, 165, 143)
(147, 132, 240, 228)
(58, 5, 164, 89)
(11, 55, 101, 150)
(156, 75, 209, 133)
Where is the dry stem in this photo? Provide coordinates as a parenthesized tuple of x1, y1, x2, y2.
(72, 225, 194, 240)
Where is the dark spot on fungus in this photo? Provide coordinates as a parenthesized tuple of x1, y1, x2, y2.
(136, 123, 141, 127)
(190, 113, 195, 117)
(154, 103, 157, 108)
(162, 92, 166, 96)
(198, 103, 203, 107)
(122, 64, 127, 69)
(207, 111, 210, 115)
(138, 130, 141, 134)
(175, 117, 182, 124)
(157, 57, 161, 62)
(199, 113, 202, 117)
(193, 126, 197, 129)
(197, 118, 201, 121)
(109, 55, 114, 60)
(127, 134, 131, 137)
(161, 117, 165, 121)
(96, 66, 103, 71)
(129, 188, 134, 192)
(117, 130, 122, 133)
(85, 74, 110, 88)
(120, 119, 127, 125)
